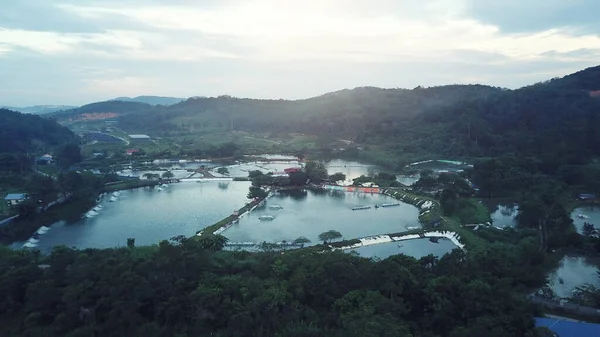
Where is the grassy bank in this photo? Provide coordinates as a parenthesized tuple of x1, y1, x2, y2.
(103, 179, 159, 192)
(382, 189, 488, 250)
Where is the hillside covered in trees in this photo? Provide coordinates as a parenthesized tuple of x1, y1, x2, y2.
(52, 66, 600, 161)
(0, 235, 551, 337)
(0, 109, 77, 155)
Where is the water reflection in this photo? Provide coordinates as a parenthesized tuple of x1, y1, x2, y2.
(479, 200, 519, 228)
(225, 189, 420, 245)
(324, 159, 378, 182)
(548, 254, 600, 298)
(16, 182, 251, 252)
(279, 189, 308, 201)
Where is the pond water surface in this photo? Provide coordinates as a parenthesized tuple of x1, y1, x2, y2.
(349, 238, 458, 259)
(548, 254, 600, 299)
(223, 189, 420, 245)
(571, 206, 600, 234)
(483, 201, 519, 228)
(15, 181, 250, 252)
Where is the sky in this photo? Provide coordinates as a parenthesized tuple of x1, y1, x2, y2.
(1, 0, 600, 106)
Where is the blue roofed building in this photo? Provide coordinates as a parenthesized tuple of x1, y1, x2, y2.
(5, 193, 27, 206)
(535, 317, 600, 337)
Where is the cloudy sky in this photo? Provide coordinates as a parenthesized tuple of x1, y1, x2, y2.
(1, 0, 599, 106)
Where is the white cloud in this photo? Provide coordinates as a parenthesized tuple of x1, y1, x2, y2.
(82, 76, 161, 96)
(53, 0, 600, 63)
(0, 0, 599, 105)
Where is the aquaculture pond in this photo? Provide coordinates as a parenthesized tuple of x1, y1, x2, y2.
(222, 189, 420, 246)
(571, 206, 600, 234)
(348, 238, 458, 260)
(547, 253, 600, 299)
(14, 181, 250, 252)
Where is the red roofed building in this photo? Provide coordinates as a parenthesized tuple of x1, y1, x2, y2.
(126, 149, 140, 156)
(284, 167, 301, 173)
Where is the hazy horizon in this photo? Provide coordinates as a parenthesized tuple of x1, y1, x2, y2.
(2, 0, 600, 106)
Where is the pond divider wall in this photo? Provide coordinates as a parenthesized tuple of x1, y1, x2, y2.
(211, 192, 275, 236)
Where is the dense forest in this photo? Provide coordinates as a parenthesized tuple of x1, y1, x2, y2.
(51, 66, 600, 161)
(0, 109, 78, 154)
(0, 109, 84, 218)
(0, 234, 553, 337)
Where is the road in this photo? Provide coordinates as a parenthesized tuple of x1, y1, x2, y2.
(528, 295, 600, 318)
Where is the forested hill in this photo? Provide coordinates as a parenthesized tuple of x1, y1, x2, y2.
(116, 85, 501, 137)
(0, 109, 77, 154)
(53, 65, 600, 159)
(51, 101, 155, 120)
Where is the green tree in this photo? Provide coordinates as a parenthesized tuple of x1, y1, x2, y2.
(318, 230, 342, 244)
(583, 222, 597, 237)
(26, 174, 58, 209)
(247, 186, 268, 199)
(305, 161, 328, 183)
(328, 172, 346, 183)
(56, 143, 82, 169)
(161, 171, 175, 179)
(217, 167, 230, 175)
(288, 171, 308, 185)
(57, 171, 84, 197)
(292, 236, 311, 248)
(440, 189, 458, 215)
(198, 234, 229, 251)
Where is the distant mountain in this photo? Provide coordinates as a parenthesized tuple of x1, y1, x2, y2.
(110, 96, 186, 106)
(0, 105, 78, 115)
(50, 100, 156, 121)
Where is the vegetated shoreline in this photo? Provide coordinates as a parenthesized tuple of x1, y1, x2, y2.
(0, 179, 162, 247)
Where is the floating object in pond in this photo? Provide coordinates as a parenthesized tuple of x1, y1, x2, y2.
(269, 205, 283, 210)
(85, 210, 99, 218)
(259, 215, 275, 221)
(381, 203, 401, 208)
(109, 196, 117, 202)
(36, 226, 50, 235)
(23, 242, 38, 248)
(576, 214, 589, 219)
(352, 206, 372, 211)
(112, 191, 120, 197)
(156, 187, 163, 191)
